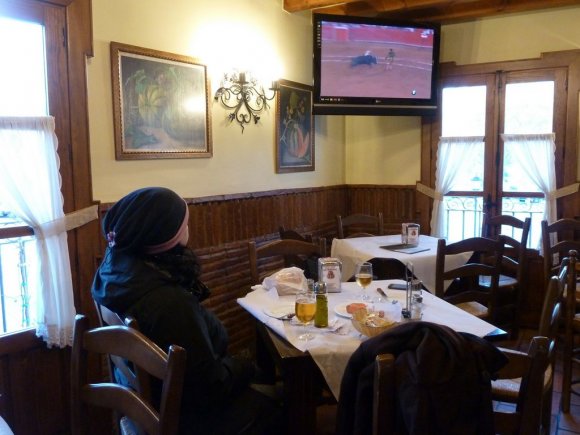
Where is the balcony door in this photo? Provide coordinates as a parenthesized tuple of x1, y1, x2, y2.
(428, 65, 567, 247)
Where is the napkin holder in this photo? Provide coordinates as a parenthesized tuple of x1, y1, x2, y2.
(318, 257, 342, 293)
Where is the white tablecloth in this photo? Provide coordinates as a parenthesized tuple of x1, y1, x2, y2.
(331, 234, 472, 292)
(237, 280, 499, 400)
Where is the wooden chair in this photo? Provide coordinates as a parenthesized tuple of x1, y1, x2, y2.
(372, 337, 549, 435)
(336, 212, 384, 239)
(70, 314, 186, 435)
(94, 301, 151, 435)
(492, 336, 550, 435)
(561, 249, 579, 413)
(278, 226, 326, 267)
(278, 226, 313, 243)
(541, 218, 580, 283)
(491, 274, 565, 433)
(434, 236, 504, 325)
(248, 238, 326, 284)
(481, 214, 531, 338)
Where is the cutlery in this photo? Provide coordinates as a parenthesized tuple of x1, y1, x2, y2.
(377, 287, 388, 298)
(277, 313, 295, 320)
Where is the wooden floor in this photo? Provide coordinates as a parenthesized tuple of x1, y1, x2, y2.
(315, 327, 580, 434)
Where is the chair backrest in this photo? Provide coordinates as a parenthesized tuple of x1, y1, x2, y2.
(248, 238, 326, 284)
(541, 218, 580, 282)
(278, 226, 326, 265)
(492, 336, 550, 435)
(372, 354, 396, 435)
(482, 214, 531, 278)
(434, 236, 504, 308)
(94, 302, 151, 404)
(336, 213, 384, 239)
(278, 226, 313, 243)
(372, 337, 549, 435)
(70, 314, 186, 435)
(560, 250, 578, 412)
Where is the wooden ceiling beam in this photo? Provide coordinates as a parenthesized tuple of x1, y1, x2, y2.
(374, 0, 580, 23)
(284, 0, 359, 13)
(288, 0, 580, 24)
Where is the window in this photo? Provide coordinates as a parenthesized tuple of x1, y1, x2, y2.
(423, 64, 568, 248)
(0, 3, 77, 346)
(0, 16, 48, 334)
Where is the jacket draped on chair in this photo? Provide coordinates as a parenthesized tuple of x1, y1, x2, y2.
(336, 321, 508, 435)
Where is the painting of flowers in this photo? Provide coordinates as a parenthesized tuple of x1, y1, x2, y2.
(111, 42, 212, 160)
(275, 79, 315, 173)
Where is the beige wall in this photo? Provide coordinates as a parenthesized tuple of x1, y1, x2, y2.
(88, 0, 345, 203)
(89, 3, 580, 202)
(346, 5, 580, 185)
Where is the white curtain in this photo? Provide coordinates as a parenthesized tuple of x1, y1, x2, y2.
(502, 133, 556, 222)
(430, 136, 484, 239)
(0, 116, 76, 348)
(502, 133, 557, 250)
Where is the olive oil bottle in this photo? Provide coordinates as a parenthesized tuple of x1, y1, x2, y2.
(314, 281, 328, 328)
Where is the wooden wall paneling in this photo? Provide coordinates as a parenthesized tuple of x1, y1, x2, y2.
(0, 357, 11, 428)
(9, 346, 70, 434)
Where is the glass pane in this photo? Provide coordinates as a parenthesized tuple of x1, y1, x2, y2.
(502, 81, 554, 193)
(504, 81, 554, 134)
(502, 144, 542, 193)
(0, 236, 36, 333)
(0, 17, 48, 116)
(441, 86, 486, 137)
(448, 142, 484, 191)
(443, 196, 484, 242)
(500, 197, 545, 248)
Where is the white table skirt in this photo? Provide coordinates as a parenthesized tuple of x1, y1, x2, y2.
(238, 280, 499, 400)
(331, 234, 472, 293)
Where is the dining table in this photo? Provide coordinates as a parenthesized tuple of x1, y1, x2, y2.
(330, 234, 473, 292)
(237, 279, 506, 435)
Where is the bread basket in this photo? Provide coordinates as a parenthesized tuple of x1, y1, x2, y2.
(351, 307, 397, 337)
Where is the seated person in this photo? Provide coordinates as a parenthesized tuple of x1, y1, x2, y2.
(92, 186, 281, 435)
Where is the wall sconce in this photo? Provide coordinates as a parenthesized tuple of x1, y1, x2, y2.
(214, 71, 279, 133)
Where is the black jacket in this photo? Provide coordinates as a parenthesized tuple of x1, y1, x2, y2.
(336, 321, 508, 435)
(92, 250, 254, 421)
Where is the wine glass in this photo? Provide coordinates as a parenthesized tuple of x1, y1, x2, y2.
(294, 288, 317, 341)
(355, 262, 373, 302)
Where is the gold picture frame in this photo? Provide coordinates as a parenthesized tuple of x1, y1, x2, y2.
(111, 42, 212, 160)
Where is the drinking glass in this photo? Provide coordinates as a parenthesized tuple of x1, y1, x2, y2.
(294, 288, 316, 341)
(355, 262, 373, 301)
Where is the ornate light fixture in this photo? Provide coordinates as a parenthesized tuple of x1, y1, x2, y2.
(214, 71, 278, 133)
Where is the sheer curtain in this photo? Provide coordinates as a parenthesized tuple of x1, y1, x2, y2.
(430, 136, 484, 238)
(0, 116, 76, 347)
(502, 133, 556, 222)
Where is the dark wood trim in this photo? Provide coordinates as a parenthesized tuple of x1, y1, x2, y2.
(0, 226, 34, 239)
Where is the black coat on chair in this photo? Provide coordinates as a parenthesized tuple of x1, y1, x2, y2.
(336, 322, 508, 435)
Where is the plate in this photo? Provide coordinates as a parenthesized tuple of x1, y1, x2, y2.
(263, 304, 295, 320)
(334, 302, 370, 319)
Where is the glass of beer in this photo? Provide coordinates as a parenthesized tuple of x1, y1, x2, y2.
(355, 262, 373, 301)
(294, 288, 316, 341)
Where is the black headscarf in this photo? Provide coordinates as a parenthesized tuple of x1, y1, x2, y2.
(103, 186, 187, 254)
(93, 187, 210, 310)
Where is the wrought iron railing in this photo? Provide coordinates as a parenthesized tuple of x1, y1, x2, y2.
(443, 196, 545, 247)
(0, 212, 35, 334)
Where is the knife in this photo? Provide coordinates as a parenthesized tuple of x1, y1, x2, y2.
(376, 287, 388, 298)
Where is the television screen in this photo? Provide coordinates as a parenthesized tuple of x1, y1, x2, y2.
(313, 14, 440, 116)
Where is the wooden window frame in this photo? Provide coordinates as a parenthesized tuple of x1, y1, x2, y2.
(418, 51, 580, 233)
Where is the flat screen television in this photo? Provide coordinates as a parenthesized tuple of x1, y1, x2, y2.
(313, 13, 440, 116)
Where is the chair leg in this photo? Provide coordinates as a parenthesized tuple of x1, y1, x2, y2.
(542, 387, 553, 435)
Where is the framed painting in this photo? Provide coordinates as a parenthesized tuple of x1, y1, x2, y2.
(275, 79, 315, 173)
(110, 42, 212, 160)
